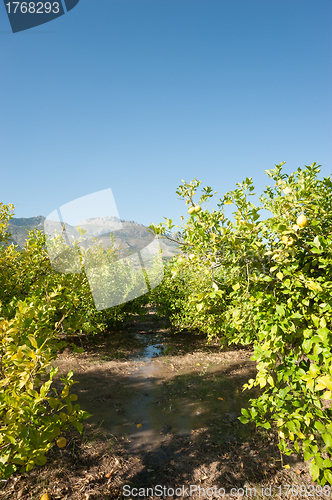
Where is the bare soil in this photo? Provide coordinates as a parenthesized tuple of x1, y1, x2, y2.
(0, 311, 330, 500)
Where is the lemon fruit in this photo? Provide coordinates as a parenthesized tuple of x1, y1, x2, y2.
(188, 206, 195, 215)
(194, 205, 201, 213)
(296, 214, 307, 228)
(56, 437, 67, 448)
(282, 236, 294, 246)
(40, 494, 52, 500)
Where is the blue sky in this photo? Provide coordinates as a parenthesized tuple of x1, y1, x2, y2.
(1, 0, 331, 228)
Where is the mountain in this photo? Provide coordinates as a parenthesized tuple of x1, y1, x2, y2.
(4, 216, 46, 248)
(3, 216, 181, 260)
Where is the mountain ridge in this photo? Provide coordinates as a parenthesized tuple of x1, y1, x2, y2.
(3, 216, 180, 259)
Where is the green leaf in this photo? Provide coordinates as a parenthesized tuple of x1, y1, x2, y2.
(317, 327, 329, 343)
(303, 450, 313, 462)
(286, 421, 297, 433)
(33, 455, 47, 466)
(324, 469, 332, 484)
(322, 433, 332, 447)
(276, 304, 284, 316)
(323, 458, 332, 468)
(314, 421, 326, 431)
(3, 433, 16, 444)
(302, 338, 312, 353)
(309, 462, 320, 482)
(25, 460, 35, 472)
(75, 422, 83, 433)
(48, 397, 60, 409)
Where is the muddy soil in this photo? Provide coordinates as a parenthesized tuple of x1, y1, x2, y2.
(0, 310, 329, 499)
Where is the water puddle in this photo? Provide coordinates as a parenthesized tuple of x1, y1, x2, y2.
(103, 334, 259, 453)
(129, 333, 165, 363)
(70, 329, 260, 455)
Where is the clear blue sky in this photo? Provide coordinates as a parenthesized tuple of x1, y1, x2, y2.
(1, 0, 331, 228)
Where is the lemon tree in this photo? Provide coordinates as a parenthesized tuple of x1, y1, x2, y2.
(0, 201, 156, 480)
(0, 219, 91, 478)
(150, 162, 332, 485)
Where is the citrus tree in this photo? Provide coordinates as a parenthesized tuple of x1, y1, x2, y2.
(150, 162, 332, 485)
(0, 206, 143, 479)
(0, 205, 94, 479)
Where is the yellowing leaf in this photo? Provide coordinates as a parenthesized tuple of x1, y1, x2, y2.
(306, 281, 323, 292)
(258, 377, 267, 388)
(137, 423, 142, 428)
(28, 335, 38, 349)
(322, 391, 332, 400)
(61, 386, 69, 399)
(218, 397, 223, 400)
(316, 376, 332, 391)
(306, 379, 315, 389)
(283, 464, 290, 469)
(197, 363, 201, 366)
(276, 272, 283, 280)
(309, 364, 320, 377)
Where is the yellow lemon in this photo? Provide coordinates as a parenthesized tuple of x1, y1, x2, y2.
(194, 205, 201, 213)
(40, 494, 52, 500)
(188, 206, 196, 215)
(296, 214, 308, 228)
(56, 437, 67, 448)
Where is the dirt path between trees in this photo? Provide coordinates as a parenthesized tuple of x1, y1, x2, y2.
(0, 311, 327, 499)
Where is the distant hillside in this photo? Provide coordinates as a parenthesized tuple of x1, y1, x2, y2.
(4, 216, 181, 260)
(5, 216, 46, 248)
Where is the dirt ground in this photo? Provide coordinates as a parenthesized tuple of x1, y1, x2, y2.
(1, 310, 331, 500)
